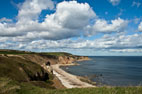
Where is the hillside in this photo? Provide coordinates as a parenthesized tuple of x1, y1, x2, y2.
(0, 49, 142, 94)
(0, 49, 89, 93)
(1, 78, 142, 94)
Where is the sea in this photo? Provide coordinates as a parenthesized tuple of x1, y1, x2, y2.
(61, 56, 142, 86)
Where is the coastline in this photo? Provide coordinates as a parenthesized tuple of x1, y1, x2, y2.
(51, 63, 95, 88)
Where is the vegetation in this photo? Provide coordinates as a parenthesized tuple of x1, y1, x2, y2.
(1, 78, 142, 94)
(0, 54, 54, 91)
(0, 49, 142, 94)
(0, 49, 35, 54)
(0, 49, 73, 56)
(39, 52, 72, 56)
(0, 56, 49, 81)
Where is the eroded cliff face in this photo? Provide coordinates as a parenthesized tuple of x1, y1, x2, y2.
(4, 54, 90, 76)
(57, 56, 90, 64)
(0, 53, 90, 89)
(18, 54, 90, 65)
(58, 56, 74, 64)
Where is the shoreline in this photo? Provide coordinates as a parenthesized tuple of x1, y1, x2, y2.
(51, 64, 95, 88)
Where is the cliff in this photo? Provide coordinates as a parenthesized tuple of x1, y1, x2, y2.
(0, 55, 51, 82)
(14, 52, 90, 67)
(0, 50, 89, 65)
(0, 50, 90, 92)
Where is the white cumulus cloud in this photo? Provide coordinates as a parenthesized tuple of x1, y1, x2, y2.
(0, 17, 12, 22)
(109, 0, 120, 6)
(132, 1, 141, 8)
(0, 0, 134, 54)
(0, 0, 97, 40)
(53, 1, 96, 29)
(138, 22, 142, 32)
(17, 0, 54, 21)
(86, 18, 128, 36)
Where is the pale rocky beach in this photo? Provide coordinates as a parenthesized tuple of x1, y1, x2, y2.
(51, 64, 95, 88)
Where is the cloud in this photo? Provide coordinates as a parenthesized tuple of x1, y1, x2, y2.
(0, 0, 128, 40)
(0, 0, 141, 55)
(85, 18, 128, 36)
(0, 22, 25, 36)
(0, 17, 12, 22)
(0, 0, 132, 54)
(0, 0, 54, 37)
(132, 1, 141, 8)
(116, 8, 124, 17)
(54, 1, 96, 29)
(109, 0, 120, 6)
(133, 17, 141, 24)
(0, 1, 97, 40)
(110, 49, 142, 52)
(38, 1, 96, 40)
(17, 0, 54, 21)
(138, 22, 142, 31)
(1, 32, 142, 54)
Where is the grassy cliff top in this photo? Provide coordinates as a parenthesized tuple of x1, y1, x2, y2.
(39, 52, 72, 56)
(0, 49, 72, 56)
(0, 49, 35, 54)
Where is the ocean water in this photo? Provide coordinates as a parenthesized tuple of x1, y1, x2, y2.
(61, 56, 142, 86)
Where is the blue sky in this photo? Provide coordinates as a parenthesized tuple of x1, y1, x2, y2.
(0, 0, 142, 56)
(1, 0, 142, 20)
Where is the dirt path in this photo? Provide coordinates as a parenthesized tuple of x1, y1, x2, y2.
(51, 64, 95, 88)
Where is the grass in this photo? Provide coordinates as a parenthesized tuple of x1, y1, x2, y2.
(0, 55, 55, 90)
(1, 78, 142, 94)
(0, 49, 35, 54)
(0, 49, 73, 56)
(0, 56, 47, 81)
(48, 87, 142, 94)
(39, 52, 72, 56)
(0, 77, 20, 94)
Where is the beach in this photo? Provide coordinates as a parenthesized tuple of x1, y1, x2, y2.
(51, 64, 95, 88)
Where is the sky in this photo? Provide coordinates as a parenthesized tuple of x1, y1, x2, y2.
(0, 0, 142, 56)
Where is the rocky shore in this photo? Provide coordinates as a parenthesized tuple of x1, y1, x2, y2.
(45, 55, 94, 88)
(51, 64, 95, 88)
(37, 54, 94, 88)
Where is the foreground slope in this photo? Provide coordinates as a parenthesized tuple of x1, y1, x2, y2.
(1, 78, 142, 94)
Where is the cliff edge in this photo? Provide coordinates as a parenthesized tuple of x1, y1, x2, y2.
(0, 49, 90, 92)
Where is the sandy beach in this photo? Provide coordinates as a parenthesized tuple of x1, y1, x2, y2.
(51, 64, 95, 88)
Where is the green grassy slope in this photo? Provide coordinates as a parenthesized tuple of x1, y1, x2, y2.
(0, 55, 55, 94)
(0, 56, 49, 82)
(1, 78, 142, 94)
(0, 49, 72, 56)
(39, 52, 72, 56)
(0, 49, 35, 54)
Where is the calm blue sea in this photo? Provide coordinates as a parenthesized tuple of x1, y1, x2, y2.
(61, 56, 142, 86)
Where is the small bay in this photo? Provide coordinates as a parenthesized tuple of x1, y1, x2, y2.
(61, 56, 142, 86)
